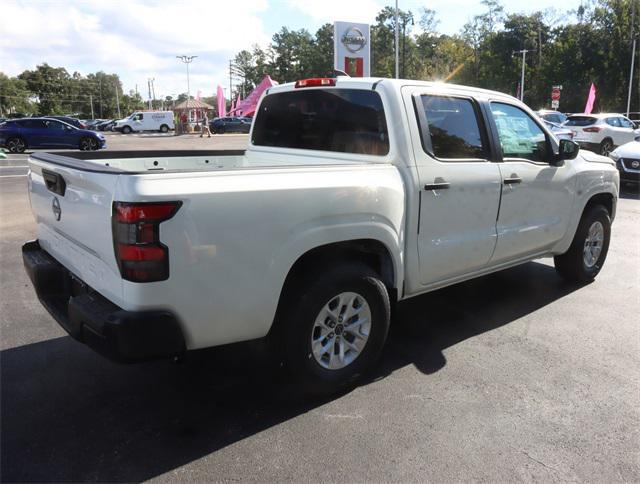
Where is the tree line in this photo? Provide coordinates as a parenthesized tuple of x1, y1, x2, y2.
(0, 65, 150, 119)
(231, 0, 639, 114)
(1, 0, 637, 118)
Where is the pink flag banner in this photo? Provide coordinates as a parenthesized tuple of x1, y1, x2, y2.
(234, 75, 278, 117)
(584, 83, 596, 114)
(216, 85, 226, 117)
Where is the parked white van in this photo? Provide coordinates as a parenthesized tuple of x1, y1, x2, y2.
(114, 111, 174, 134)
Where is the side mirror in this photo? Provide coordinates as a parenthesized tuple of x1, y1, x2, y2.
(557, 139, 579, 162)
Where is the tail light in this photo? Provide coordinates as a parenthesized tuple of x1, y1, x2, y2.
(295, 78, 336, 88)
(112, 201, 182, 282)
(583, 126, 602, 133)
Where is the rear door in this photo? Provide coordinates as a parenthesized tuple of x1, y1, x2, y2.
(403, 88, 502, 286)
(22, 119, 48, 147)
(27, 156, 123, 302)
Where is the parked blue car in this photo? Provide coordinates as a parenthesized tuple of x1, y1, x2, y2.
(0, 118, 106, 153)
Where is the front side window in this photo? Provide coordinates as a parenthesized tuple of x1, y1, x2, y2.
(619, 117, 634, 128)
(45, 120, 65, 131)
(252, 88, 389, 156)
(418, 95, 487, 160)
(490, 103, 548, 163)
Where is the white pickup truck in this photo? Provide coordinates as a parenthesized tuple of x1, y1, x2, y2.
(23, 77, 619, 394)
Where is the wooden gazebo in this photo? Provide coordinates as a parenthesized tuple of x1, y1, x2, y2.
(173, 98, 214, 129)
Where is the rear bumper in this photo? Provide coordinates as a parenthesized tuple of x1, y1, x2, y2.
(22, 240, 185, 363)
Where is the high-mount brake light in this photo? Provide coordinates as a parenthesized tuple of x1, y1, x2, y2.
(583, 126, 603, 133)
(112, 201, 182, 283)
(294, 78, 336, 88)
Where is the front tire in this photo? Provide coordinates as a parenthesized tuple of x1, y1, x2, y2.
(79, 137, 98, 151)
(277, 263, 390, 395)
(554, 204, 611, 283)
(122, 125, 132, 134)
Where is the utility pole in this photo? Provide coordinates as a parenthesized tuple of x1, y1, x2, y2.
(626, 0, 637, 118)
(147, 78, 153, 110)
(99, 79, 103, 118)
(395, 0, 400, 79)
(115, 84, 121, 118)
(513, 49, 534, 102)
(89, 93, 94, 119)
(151, 78, 156, 109)
(229, 60, 233, 102)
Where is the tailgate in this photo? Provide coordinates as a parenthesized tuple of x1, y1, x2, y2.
(28, 156, 123, 304)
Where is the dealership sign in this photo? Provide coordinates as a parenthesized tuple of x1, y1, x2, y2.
(334, 22, 370, 77)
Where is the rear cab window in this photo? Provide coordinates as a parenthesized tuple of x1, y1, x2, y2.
(252, 88, 389, 156)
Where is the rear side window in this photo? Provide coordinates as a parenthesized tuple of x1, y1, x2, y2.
(252, 89, 389, 156)
(605, 117, 621, 127)
(417, 95, 487, 160)
(565, 116, 596, 126)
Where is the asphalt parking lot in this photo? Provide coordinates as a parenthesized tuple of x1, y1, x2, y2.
(1, 135, 639, 482)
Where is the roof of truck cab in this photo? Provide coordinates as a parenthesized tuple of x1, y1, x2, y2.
(267, 76, 519, 103)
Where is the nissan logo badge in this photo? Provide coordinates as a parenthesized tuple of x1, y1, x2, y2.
(632, 160, 640, 169)
(52, 197, 61, 221)
(341, 26, 367, 53)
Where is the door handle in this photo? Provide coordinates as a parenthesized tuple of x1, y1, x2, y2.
(424, 181, 450, 190)
(503, 176, 522, 185)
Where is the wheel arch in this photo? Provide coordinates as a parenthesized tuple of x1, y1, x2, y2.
(270, 238, 401, 338)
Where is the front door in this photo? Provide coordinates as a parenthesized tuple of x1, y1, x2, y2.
(406, 90, 503, 286)
(487, 102, 576, 264)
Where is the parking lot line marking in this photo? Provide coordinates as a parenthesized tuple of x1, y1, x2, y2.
(0, 174, 27, 178)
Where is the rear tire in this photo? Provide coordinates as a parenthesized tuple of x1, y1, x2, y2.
(122, 125, 132, 134)
(275, 263, 390, 396)
(554, 204, 611, 283)
(599, 138, 614, 156)
(159, 124, 169, 133)
(6, 137, 26, 153)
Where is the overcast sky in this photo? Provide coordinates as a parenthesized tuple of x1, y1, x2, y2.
(1, 0, 583, 100)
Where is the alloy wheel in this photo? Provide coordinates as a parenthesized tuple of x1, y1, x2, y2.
(310, 291, 372, 370)
(583, 221, 604, 268)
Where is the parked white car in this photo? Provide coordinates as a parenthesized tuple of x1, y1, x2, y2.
(543, 120, 574, 141)
(114, 111, 174, 134)
(537, 110, 568, 125)
(565, 113, 640, 156)
(609, 138, 640, 187)
(23, 77, 619, 394)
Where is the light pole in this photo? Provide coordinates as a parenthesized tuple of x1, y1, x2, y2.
(176, 55, 197, 104)
(513, 49, 534, 102)
(626, 0, 637, 118)
(401, 14, 414, 79)
(395, 0, 399, 79)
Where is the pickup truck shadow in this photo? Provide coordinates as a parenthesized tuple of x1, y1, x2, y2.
(1, 261, 580, 482)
